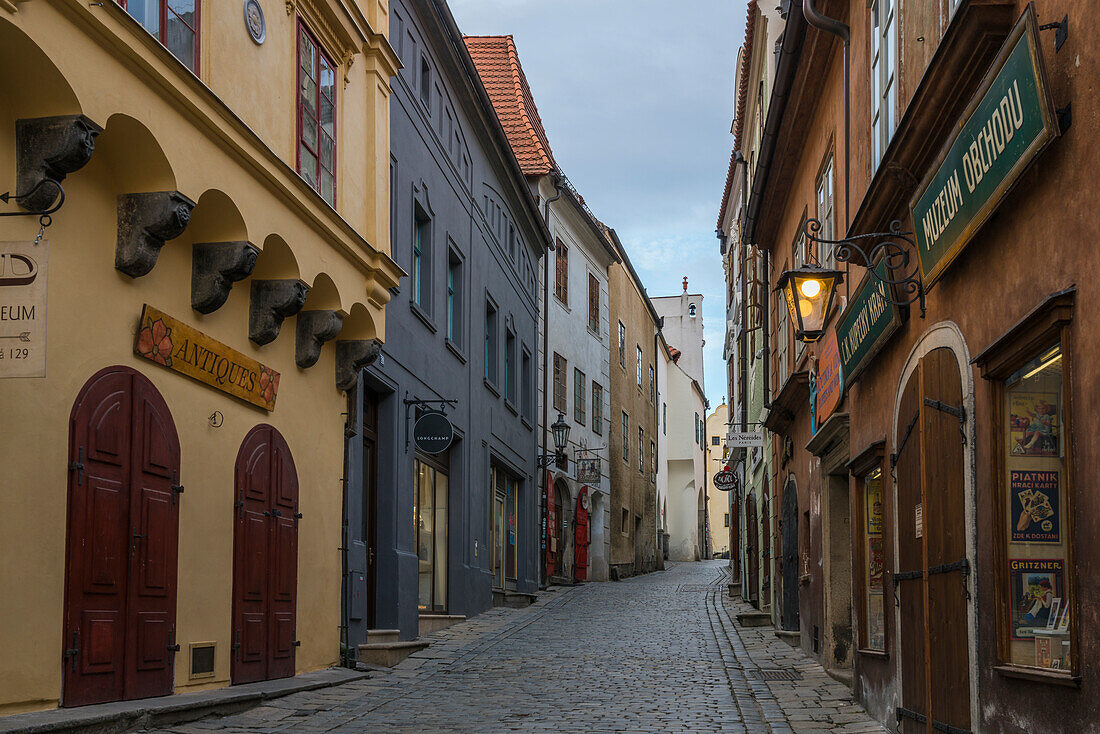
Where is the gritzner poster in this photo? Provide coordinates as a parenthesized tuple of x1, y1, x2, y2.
(1009, 392, 1058, 456)
(0, 241, 48, 378)
(1010, 470, 1059, 543)
(1010, 558, 1064, 639)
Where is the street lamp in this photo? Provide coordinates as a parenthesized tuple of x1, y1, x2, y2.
(538, 412, 571, 468)
(776, 263, 844, 343)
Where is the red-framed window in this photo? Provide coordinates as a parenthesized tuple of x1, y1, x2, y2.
(297, 22, 337, 206)
(117, 0, 200, 73)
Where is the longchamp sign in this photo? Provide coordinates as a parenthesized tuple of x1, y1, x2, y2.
(911, 8, 1058, 287)
(836, 260, 900, 384)
(414, 411, 454, 454)
(134, 305, 280, 410)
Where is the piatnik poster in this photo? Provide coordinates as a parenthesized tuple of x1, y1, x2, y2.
(1010, 558, 1064, 639)
(1010, 470, 1059, 543)
(1009, 392, 1058, 456)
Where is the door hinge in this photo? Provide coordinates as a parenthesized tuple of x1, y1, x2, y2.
(924, 397, 967, 445)
(69, 447, 85, 486)
(292, 640, 301, 647)
(63, 630, 79, 672)
(171, 470, 184, 504)
(168, 629, 181, 652)
(232, 629, 241, 653)
(234, 490, 245, 519)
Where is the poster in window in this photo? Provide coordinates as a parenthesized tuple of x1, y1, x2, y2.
(1010, 558, 1064, 640)
(1009, 392, 1059, 456)
(868, 537, 884, 592)
(1010, 470, 1059, 543)
(865, 480, 883, 535)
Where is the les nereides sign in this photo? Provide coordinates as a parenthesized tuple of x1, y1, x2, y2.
(911, 9, 1057, 287)
(713, 470, 738, 492)
(414, 411, 454, 454)
(134, 305, 280, 410)
(837, 260, 899, 384)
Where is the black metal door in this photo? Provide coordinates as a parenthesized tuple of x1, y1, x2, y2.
(781, 477, 799, 631)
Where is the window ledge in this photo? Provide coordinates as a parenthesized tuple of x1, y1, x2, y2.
(857, 648, 889, 660)
(520, 416, 533, 432)
(483, 378, 500, 398)
(445, 339, 467, 364)
(588, 326, 602, 340)
(410, 302, 437, 333)
(994, 665, 1080, 688)
(504, 400, 519, 417)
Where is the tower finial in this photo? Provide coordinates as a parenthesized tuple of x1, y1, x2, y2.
(682, 276, 688, 292)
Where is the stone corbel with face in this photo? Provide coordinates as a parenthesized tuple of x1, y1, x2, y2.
(335, 339, 381, 391)
(116, 191, 195, 278)
(295, 310, 344, 369)
(249, 279, 309, 346)
(191, 242, 259, 314)
(15, 115, 102, 212)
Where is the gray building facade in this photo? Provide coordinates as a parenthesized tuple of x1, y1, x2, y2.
(342, 0, 550, 649)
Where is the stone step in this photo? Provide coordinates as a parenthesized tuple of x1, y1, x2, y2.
(492, 589, 537, 609)
(357, 640, 429, 668)
(418, 614, 465, 635)
(736, 610, 773, 627)
(365, 628, 400, 644)
(727, 582, 742, 598)
(775, 629, 801, 647)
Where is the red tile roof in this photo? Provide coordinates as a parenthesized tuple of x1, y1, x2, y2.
(464, 35, 557, 177)
(718, 0, 758, 229)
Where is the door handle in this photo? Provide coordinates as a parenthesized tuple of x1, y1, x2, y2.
(131, 532, 146, 555)
(64, 630, 80, 672)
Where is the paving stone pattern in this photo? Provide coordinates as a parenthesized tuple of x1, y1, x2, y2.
(145, 562, 885, 733)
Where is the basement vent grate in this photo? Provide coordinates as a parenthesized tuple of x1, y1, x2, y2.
(189, 642, 216, 680)
(748, 669, 803, 681)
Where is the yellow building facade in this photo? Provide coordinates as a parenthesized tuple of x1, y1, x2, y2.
(705, 402, 730, 557)
(0, 0, 401, 713)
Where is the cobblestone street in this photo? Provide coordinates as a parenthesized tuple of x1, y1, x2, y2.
(147, 562, 884, 734)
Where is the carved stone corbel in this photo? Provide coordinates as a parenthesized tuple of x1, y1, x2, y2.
(250, 279, 309, 345)
(335, 339, 381, 391)
(116, 191, 195, 278)
(295, 310, 344, 369)
(16, 115, 102, 211)
(191, 242, 259, 313)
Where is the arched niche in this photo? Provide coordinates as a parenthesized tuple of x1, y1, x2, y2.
(340, 302, 378, 341)
(82, 113, 176, 194)
(252, 234, 301, 280)
(187, 189, 249, 244)
(0, 20, 82, 121)
(303, 272, 344, 313)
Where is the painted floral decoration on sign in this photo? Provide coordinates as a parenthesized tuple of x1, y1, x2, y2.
(259, 366, 279, 407)
(138, 316, 174, 367)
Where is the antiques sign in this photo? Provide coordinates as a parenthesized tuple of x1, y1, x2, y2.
(414, 411, 454, 454)
(134, 305, 280, 410)
(836, 259, 899, 385)
(911, 9, 1057, 287)
(0, 241, 47, 378)
(815, 329, 843, 424)
(577, 457, 601, 483)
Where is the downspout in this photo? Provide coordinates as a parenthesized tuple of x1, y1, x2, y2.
(803, 0, 851, 232)
(540, 172, 564, 588)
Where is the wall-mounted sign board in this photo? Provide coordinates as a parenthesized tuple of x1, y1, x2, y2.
(414, 411, 454, 454)
(815, 328, 843, 424)
(727, 431, 765, 448)
(837, 260, 900, 385)
(0, 241, 47, 378)
(911, 7, 1058, 288)
(713, 470, 738, 492)
(577, 457, 601, 483)
(134, 304, 280, 410)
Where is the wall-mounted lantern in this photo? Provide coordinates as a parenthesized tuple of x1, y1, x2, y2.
(538, 412, 571, 468)
(775, 263, 844, 343)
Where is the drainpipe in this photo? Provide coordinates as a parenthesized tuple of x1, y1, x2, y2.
(540, 172, 564, 588)
(803, 0, 850, 231)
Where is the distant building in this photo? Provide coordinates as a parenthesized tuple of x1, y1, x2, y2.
(706, 403, 732, 558)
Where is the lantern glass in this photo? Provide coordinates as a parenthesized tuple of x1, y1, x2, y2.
(778, 265, 843, 343)
(551, 412, 570, 453)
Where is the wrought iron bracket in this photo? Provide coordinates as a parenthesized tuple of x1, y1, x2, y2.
(803, 218, 926, 317)
(924, 397, 967, 445)
(403, 394, 458, 452)
(1039, 15, 1068, 51)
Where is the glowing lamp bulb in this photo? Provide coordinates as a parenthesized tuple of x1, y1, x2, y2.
(799, 278, 822, 298)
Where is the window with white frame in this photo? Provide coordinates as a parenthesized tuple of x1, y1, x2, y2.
(816, 155, 835, 268)
(870, 0, 898, 169)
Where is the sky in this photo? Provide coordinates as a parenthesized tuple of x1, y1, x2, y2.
(450, 0, 748, 412)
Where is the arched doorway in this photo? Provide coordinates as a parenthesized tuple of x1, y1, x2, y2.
(745, 493, 759, 606)
(894, 347, 972, 733)
(62, 366, 181, 707)
(548, 479, 569, 579)
(780, 476, 799, 631)
(231, 425, 299, 685)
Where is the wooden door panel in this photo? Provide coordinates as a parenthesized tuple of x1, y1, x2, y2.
(88, 392, 127, 467)
(896, 369, 927, 727)
(133, 612, 170, 671)
(240, 613, 265, 663)
(139, 400, 174, 479)
(273, 517, 296, 601)
(86, 480, 127, 593)
(136, 488, 173, 594)
(80, 609, 122, 674)
(241, 511, 267, 601)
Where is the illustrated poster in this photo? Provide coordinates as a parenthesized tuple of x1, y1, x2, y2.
(866, 480, 883, 535)
(1009, 392, 1059, 456)
(1010, 558, 1064, 639)
(1010, 470, 1059, 543)
(868, 537, 884, 592)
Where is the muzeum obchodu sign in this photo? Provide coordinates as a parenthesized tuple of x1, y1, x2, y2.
(911, 8, 1058, 287)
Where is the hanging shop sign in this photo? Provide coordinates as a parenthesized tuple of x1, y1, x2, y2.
(713, 470, 738, 492)
(577, 457, 601, 483)
(911, 8, 1058, 287)
(134, 304, 279, 410)
(815, 328, 843, 424)
(727, 431, 764, 448)
(0, 241, 47, 378)
(836, 259, 900, 385)
(414, 411, 454, 454)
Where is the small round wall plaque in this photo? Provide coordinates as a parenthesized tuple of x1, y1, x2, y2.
(245, 0, 267, 45)
(414, 411, 454, 455)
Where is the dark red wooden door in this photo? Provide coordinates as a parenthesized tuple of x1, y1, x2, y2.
(573, 488, 589, 581)
(545, 476, 558, 579)
(62, 367, 180, 707)
(232, 425, 299, 685)
(746, 493, 759, 605)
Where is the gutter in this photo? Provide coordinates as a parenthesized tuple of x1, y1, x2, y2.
(539, 174, 564, 588)
(803, 0, 851, 230)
